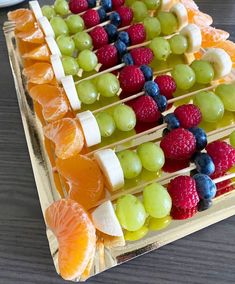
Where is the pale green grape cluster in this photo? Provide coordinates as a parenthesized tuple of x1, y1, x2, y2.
(42, 5, 56, 20)
(215, 84, 235, 111)
(57, 35, 75, 56)
(95, 112, 116, 137)
(77, 50, 98, 72)
(66, 15, 84, 34)
(124, 225, 149, 241)
(73, 32, 93, 51)
(144, 0, 161, 9)
(113, 104, 136, 132)
(149, 37, 171, 61)
(96, 73, 120, 97)
(117, 150, 142, 179)
(169, 35, 188, 55)
(143, 17, 161, 40)
(62, 56, 79, 76)
(157, 11, 178, 35)
(148, 215, 172, 231)
(172, 64, 196, 90)
(131, 1, 148, 22)
(54, 0, 69, 16)
(76, 80, 98, 104)
(50, 16, 69, 37)
(191, 60, 214, 84)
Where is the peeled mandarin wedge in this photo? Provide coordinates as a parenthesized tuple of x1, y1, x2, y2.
(23, 44, 50, 62)
(8, 9, 35, 31)
(29, 84, 69, 122)
(23, 62, 54, 84)
(180, 0, 198, 22)
(193, 11, 213, 27)
(201, 26, 230, 47)
(44, 118, 84, 159)
(45, 199, 96, 280)
(56, 154, 105, 210)
(16, 26, 45, 44)
(215, 40, 235, 65)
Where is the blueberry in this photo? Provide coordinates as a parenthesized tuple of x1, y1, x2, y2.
(153, 95, 168, 112)
(100, 0, 112, 11)
(110, 11, 121, 26)
(193, 173, 217, 200)
(140, 65, 153, 81)
(197, 199, 213, 212)
(114, 40, 127, 57)
(162, 128, 170, 137)
(144, 81, 160, 97)
(193, 152, 215, 175)
(87, 0, 96, 8)
(122, 53, 134, 65)
(164, 113, 180, 130)
(104, 24, 118, 42)
(97, 8, 107, 22)
(189, 127, 207, 151)
(118, 31, 130, 46)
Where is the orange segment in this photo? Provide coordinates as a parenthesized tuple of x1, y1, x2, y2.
(180, 0, 198, 22)
(201, 26, 230, 47)
(215, 40, 235, 66)
(23, 62, 54, 84)
(23, 44, 50, 62)
(16, 25, 45, 44)
(8, 9, 35, 31)
(45, 199, 96, 280)
(44, 118, 84, 159)
(56, 154, 105, 210)
(192, 11, 213, 27)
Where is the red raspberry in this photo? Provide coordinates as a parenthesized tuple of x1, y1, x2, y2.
(116, 6, 133, 27)
(69, 0, 88, 13)
(119, 65, 145, 95)
(206, 141, 235, 176)
(130, 47, 154, 66)
(171, 206, 197, 220)
(96, 44, 118, 69)
(168, 176, 199, 209)
(128, 95, 161, 123)
(89, 27, 108, 49)
(174, 104, 202, 129)
(163, 158, 190, 173)
(154, 75, 176, 100)
(160, 128, 196, 160)
(82, 9, 100, 28)
(112, 0, 125, 9)
(127, 23, 146, 45)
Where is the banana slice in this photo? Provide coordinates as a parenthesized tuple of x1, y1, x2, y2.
(76, 111, 101, 147)
(94, 149, 124, 191)
(61, 76, 81, 111)
(160, 0, 173, 11)
(45, 37, 61, 56)
(50, 54, 65, 82)
(92, 201, 123, 237)
(38, 16, 55, 38)
(29, 1, 43, 20)
(180, 24, 202, 53)
(202, 48, 232, 79)
(171, 3, 188, 30)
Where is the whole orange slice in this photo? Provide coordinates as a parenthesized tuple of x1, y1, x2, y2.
(23, 44, 50, 62)
(45, 199, 96, 280)
(8, 9, 35, 31)
(23, 62, 54, 84)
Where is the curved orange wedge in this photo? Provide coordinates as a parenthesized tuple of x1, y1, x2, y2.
(16, 25, 45, 44)
(8, 9, 35, 31)
(201, 26, 230, 47)
(23, 62, 54, 84)
(23, 44, 50, 62)
(193, 11, 213, 27)
(45, 199, 96, 280)
(180, 0, 198, 21)
(215, 40, 235, 65)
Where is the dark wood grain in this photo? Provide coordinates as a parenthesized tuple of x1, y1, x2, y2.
(0, 1, 235, 283)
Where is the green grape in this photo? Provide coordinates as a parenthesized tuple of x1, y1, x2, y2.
(73, 32, 93, 51)
(124, 225, 149, 241)
(215, 84, 235, 111)
(54, 0, 69, 16)
(191, 60, 214, 84)
(148, 216, 172, 231)
(56, 35, 75, 56)
(144, 0, 160, 9)
(137, 142, 165, 172)
(169, 35, 188, 55)
(113, 104, 136, 131)
(66, 15, 84, 34)
(131, 1, 148, 22)
(95, 112, 116, 137)
(167, 54, 186, 68)
(126, 0, 136, 6)
(230, 131, 235, 148)
(62, 56, 79, 76)
(143, 183, 172, 218)
(77, 50, 98, 72)
(157, 11, 178, 35)
(50, 16, 69, 37)
(116, 194, 146, 231)
(149, 37, 171, 61)
(216, 111, 234, 129)
(143, 17, 161, 40)
(194, 91, 224, 123)
(41, 5, 56, 20)
(172, 64, 196, 90)
(96, 73, 120, 97)
(76, 80, 98, 104)
(199, 120, 216, 133)
(117, 150, 142, 179)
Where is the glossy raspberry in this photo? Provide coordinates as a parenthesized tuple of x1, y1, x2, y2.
(130, 47, 154, 66)
(154, 75, 176, 100)
(90, 26, 108, 49)
(160, 128, 196, 160)
(171, 206, 197, 220)
(82, 9, 100, 28)
(69, 0, 88, 13)
(116, 6, 133, 27)
(128, 95, 161, 123)
(112, 0, 125, 9)
(174, 104, 202, 129)
(127, 23, 146, 45)
(168, 176, 199, 209)
(119, 65, 145, 95)
(96, 44, 118, 69)
(162, 158, 190, 173)
(206, 141, 235, 176)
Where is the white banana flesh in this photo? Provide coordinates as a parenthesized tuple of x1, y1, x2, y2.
(160, 0, 173, 11)
(50, 54, 65, 82)
(171, 3, 188, 30)
(180, 24, 202, 53)
(29, 1, 43, 20)
(45, 37, 61, 57)
(38, 16, 55, 38)
(61, 76, 81, 111)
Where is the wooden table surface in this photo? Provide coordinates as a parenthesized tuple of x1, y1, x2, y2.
(0, 1, 235, 283)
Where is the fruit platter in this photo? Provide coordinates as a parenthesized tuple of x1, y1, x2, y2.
(3, 0, 235, 281)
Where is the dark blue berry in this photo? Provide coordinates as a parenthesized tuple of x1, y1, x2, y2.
(144, 81, 160, 97)
(110, 11, 121, 26)
(189, 127, 207, 151)
(193, 152, 215, 175)
(114, 40, 127, 57)
(97, 8, 107, 22)
(100, 0, 112, 11)
(87, 0, 96, 8)
(140, 65, 153, 81)
(162, 128, 170, 137)
(197, 199, 213, 212)
(104, 24, 118, 42)
(153, 95, 168, 112)
(122, 53, 134, 65)
(164, 113, 180, 130)
(118, 31, 130, 46)
(193, 173, 217, 200)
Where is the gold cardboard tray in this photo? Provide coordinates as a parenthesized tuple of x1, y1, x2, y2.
(4, 26, 235, 282)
